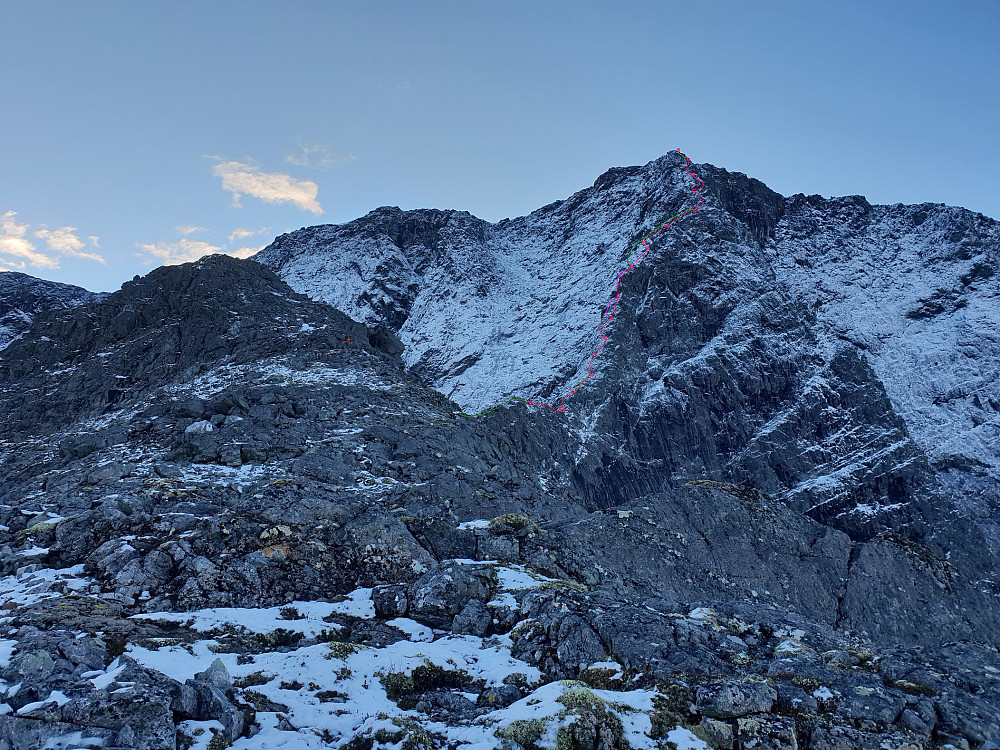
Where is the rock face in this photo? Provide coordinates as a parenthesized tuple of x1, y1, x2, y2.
(254, 159, 1000, 502)
(0, 270, 102, 350)
(255, 151, 1000, 638)
(0, 154, 998, 749)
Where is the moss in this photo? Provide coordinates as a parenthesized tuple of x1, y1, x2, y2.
(233, 671, 272, 688)
(790, 676, 822, 690)
(278, 606, 304, 620)
(489, 513, 538, 535)
(682, 479, 761, 503)
(381, 662, 474, 709)
(558, 686, 604, 711)
(316, 690, 346, 703)
(339, 734, 375, 750)
(240, 690, 289, 713)
(503, 672, 530, 689)
(325, 641, 366, 660)
(891, 679, 940, 697)
(509, 620, 535, 641)
(278, 679, 303, 691)
(206, 733, 232, 750)
(687, 724, 717, 747)
(649, 682, 695, 739)
(392, 717, 439, 750)
(554, 705, 628, 750)
(496, 718, 547, 748)
(580, 666, 625, 690)
(539, 579, 589, 593)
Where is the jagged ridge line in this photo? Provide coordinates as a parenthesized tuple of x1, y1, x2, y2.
(459, 149, 705, 417)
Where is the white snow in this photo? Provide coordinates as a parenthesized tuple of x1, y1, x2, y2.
(0, 565, 92, 610)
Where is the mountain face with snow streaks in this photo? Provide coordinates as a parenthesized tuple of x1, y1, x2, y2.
(255, 153, 1000, 572)
(1, 153, 999, 749)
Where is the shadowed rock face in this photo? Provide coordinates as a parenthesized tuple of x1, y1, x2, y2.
(1, 157, 999, 748)
(0, 255, 376, 433)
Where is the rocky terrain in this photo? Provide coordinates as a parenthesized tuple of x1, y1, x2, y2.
(0, 151, 997, 750)
(0, 272, 103, 351)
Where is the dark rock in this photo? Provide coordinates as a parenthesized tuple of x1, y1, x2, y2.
(735, 714, 797, 749)
(372, 584, 408, 618)
(478, 684, 522, 708)
(451, 598, 492, 636)
(696, 680, 777, 719)
(408, 562, 496, 629)
(775, 682, 818, 714)
(59, 434, 107, 459)
(834, 683, 904, 725)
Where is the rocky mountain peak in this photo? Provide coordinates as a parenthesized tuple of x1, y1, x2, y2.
(0, 255, 378, 433)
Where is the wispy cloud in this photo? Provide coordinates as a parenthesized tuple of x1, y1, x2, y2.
(284, 142, 356, 169)
(228, 226, 270, 242)
(34, 225, 106, 263)
(139, 224, 271, 266)
(139, 238, 226, 266)
(210, 158, 323, 214)
(0, 211, 56, 270)
(230, 243, 267, 259)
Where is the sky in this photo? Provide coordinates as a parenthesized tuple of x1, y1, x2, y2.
(2, 0, 998, 292)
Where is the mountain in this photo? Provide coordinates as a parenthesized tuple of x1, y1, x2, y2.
(0, 154, 998, 750)
(0, 271, 103, 350)
(256, 151, 1000, 591)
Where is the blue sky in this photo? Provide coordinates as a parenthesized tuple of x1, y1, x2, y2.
(2, 1, 998, 292)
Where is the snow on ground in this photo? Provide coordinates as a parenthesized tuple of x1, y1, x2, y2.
(163, 356, 396, 400)
(0, 565, 93, 614)
(118, 563, 700, 747)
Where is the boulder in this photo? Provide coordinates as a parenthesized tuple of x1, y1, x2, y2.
(408, 562, 496, 629)
(696, 680, 777, 719)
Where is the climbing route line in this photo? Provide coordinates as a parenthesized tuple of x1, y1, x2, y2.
(459, 149, 705, 417)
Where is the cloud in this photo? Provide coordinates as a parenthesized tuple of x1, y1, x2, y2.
(140, 238, 226, 266)
(34, 225, 106, 263)
(88, 236, 100, 247)
(228, 226, 269, 242)
(284, 142, 356, 169)
(230, 243, 267, 259)
(140, 225, 270, 266)
(175, 224, 205, 236)
(0, 211, 58, 269)
(211, 159, 323, 214)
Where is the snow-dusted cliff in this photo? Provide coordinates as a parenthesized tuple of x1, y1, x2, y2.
(255, 152, 1000, 567)
(0, 271, 103, 350)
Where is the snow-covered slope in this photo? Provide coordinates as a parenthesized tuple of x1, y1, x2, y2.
(0, 271, 103, 350)
(770, 196, 1000, 485)
(255, 152, 703, 413)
